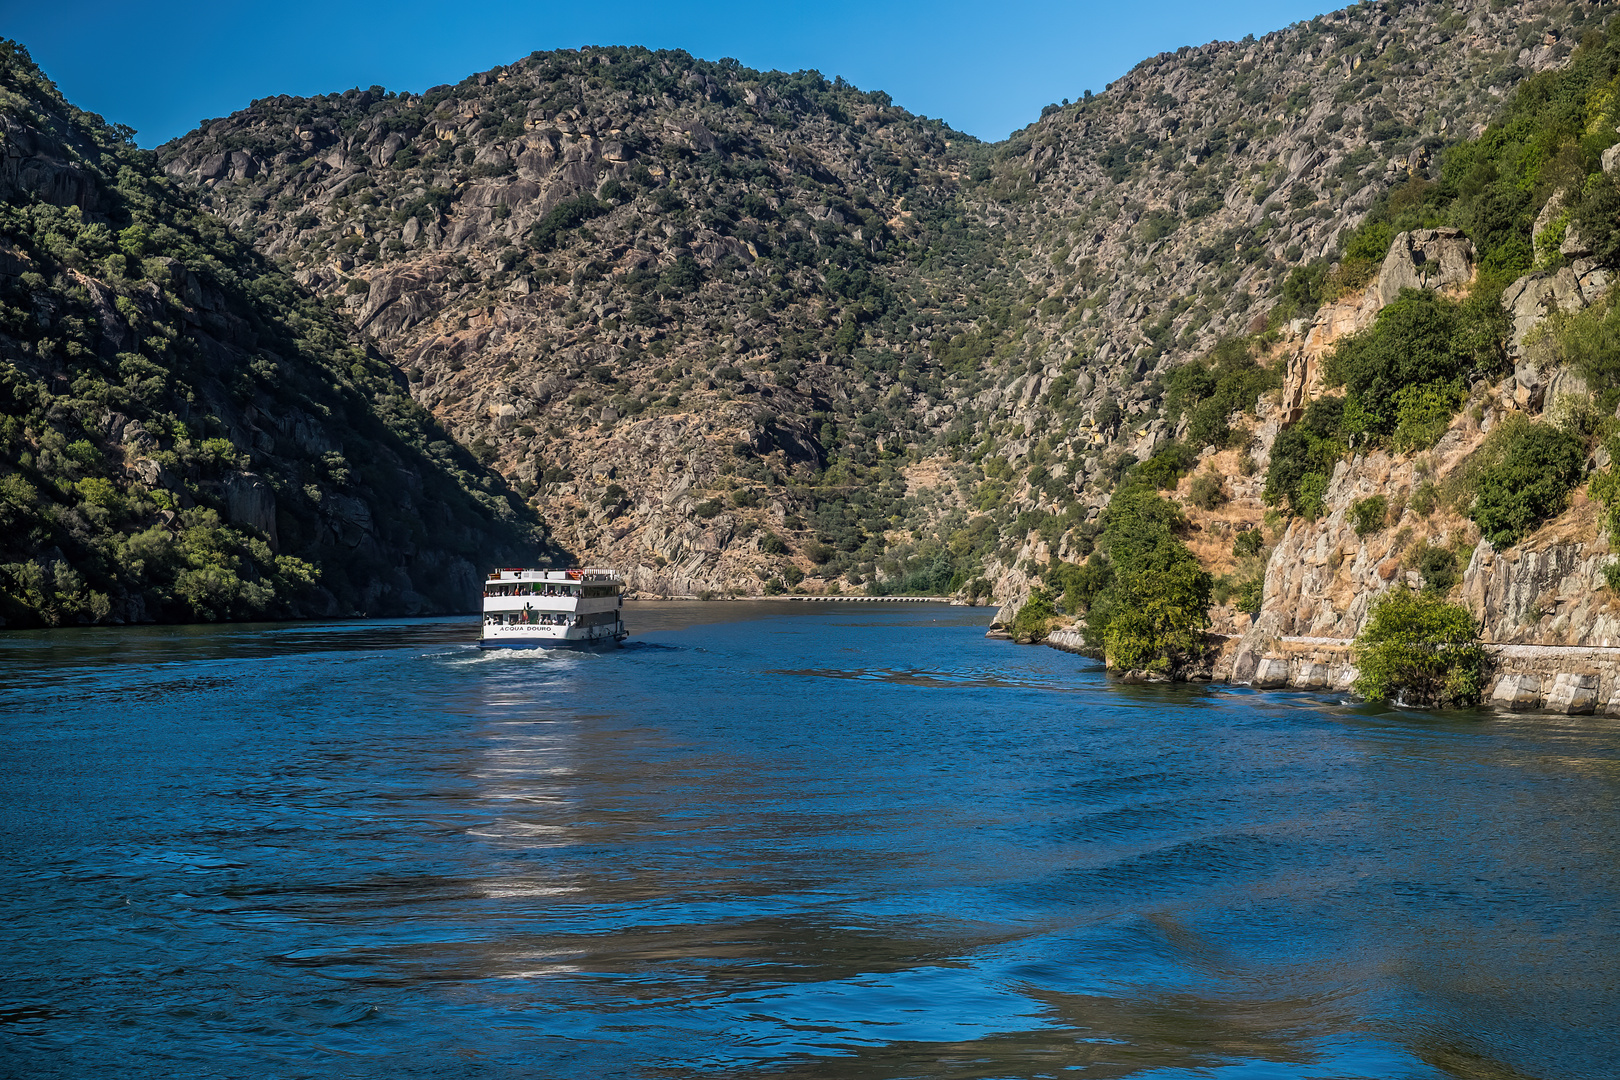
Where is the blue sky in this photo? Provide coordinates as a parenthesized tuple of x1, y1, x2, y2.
(14, 0, 1335, 146)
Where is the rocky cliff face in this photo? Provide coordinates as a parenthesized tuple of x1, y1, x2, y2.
(1213, 136, 1620, 710)
(158, 51, 982, 596)
(153, 0, 1595, 602)
(0, 45, 559, 626)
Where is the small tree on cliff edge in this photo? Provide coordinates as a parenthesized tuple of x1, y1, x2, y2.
(1352, 589, 1486, 708)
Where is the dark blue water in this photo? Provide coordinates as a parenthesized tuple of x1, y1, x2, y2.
(3, 603, 1618, 1079)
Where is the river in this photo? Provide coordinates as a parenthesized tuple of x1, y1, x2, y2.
(3, 601, 1618, 1078)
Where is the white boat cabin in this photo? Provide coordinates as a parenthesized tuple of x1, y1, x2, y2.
(479, 568, 627, 648)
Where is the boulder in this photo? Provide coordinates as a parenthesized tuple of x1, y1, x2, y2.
(1490, 673, 1543, 711)
(1375, 228, 1475, 308)
(1293, 661, 1331, 689)
(1544, 673, 1598, 715)
(1251, 657, 1290, 688)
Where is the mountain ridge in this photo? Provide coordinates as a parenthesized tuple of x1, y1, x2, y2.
(153, 0, 1599, 608)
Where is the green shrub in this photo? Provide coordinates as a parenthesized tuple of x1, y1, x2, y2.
(1047, 556, 1113, 615)
(1468, 418, 1585, 547)
(1605, 561, 1620, 593)
(759, 532, 786, 555)
(1265, 397, 1344, 517)
(1590, 436, 1620, 539)
(1163, 339, 1281, 451)
(1188, 472, 1226, 510)
(1233, 528, 1265, 558)
(1408, 540, 1461, 594)
(528, 194, 605, 251)
(1352, 589, 1486, 707)
(1131, 440, 1198, 490)
(1010, 587, 1056, 643)
(781, 564, 805, 587)
(693, 499, 722, 519)
(1282, 261, 1329, 315)
(1325, 289, 1476, 443)
(1234, 575, 1264, 616)
(1213, 572, 1264, 616)
(1390, 382, 1465, 452)
(75, 476, 124, 513)
(1541, 286, 1620, 396)
(1409, 480, 1440, 517)
(1349, 494, 1388, 537)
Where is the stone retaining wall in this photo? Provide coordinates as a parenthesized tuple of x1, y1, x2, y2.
(1051, 627, 1620, 715)
(1484, 645, 1620, 714)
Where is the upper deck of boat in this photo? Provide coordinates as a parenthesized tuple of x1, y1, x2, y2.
(486, 568, 622, 585)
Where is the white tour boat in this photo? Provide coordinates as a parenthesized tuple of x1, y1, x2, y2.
(478, 568, 628, 649)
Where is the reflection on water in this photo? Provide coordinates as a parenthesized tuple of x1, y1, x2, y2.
(3, 602, 1619, 1078)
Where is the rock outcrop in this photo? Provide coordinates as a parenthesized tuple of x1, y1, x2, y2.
(1375, 228, 1476, 307)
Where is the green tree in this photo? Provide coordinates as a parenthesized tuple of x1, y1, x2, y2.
(1325, 289, 1474, 442)
(1352, 590, 1486, 707)
(1009, 587, 1056, 642)
(1084, 486, 1212, 673)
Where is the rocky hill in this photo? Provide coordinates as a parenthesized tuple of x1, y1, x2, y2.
(0, 43, 563, 627)
(155, 0, 1603, 607)
(157, 51, 990, 598)
(912, 0, 1607, 602)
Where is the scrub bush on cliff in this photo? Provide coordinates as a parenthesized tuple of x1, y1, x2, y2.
(1163, 338, 1281, 452)
(1352, 589, 1486, 708)
(1466, 417, 1585, 548)
(1324, 289, 1482, 447)
(1264, 397, 1344, 519)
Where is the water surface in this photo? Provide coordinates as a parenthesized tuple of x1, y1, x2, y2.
(3, 602, 1618, 1078)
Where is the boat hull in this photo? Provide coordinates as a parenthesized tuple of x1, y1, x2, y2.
(477, 635, 625, 650)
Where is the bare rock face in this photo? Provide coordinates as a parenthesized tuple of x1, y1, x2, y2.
(1502, 264, 1611, 360)
(223, 472, 280, 552)
(1462, 534, 1620, 648)
(0, 113, 102, 210)
(1375, 228, 1476, 308)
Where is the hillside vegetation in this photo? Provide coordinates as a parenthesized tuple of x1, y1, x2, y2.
(0, 44, 562, 627)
